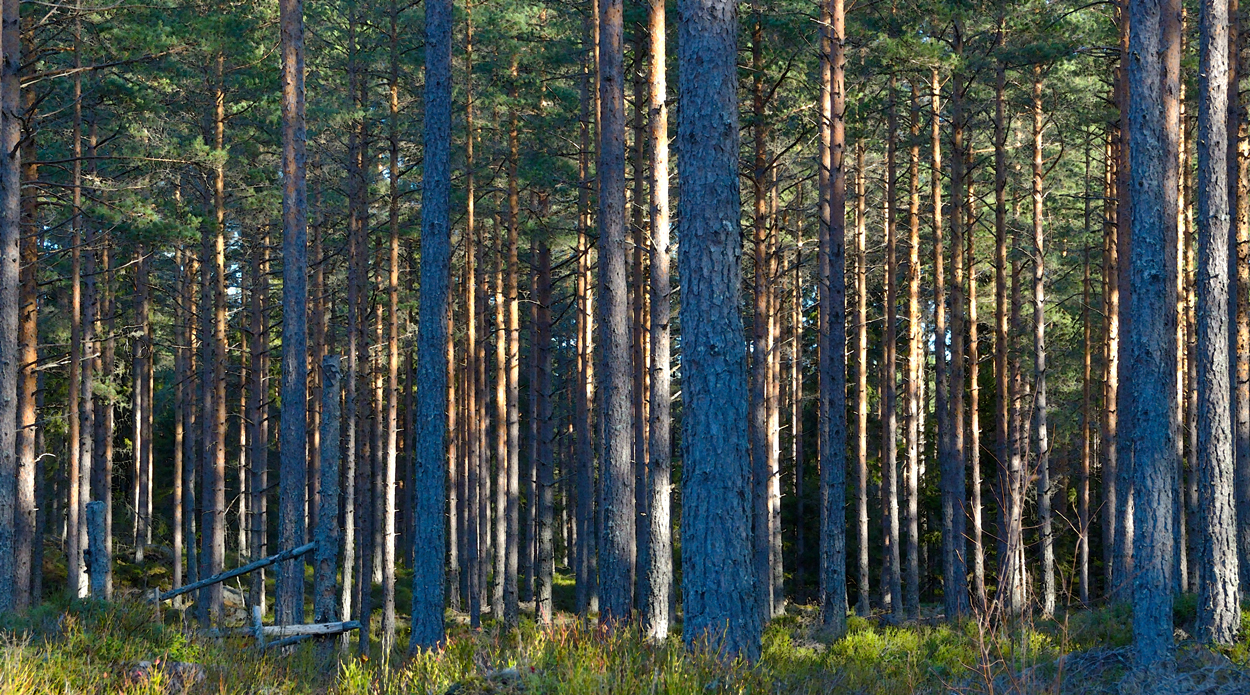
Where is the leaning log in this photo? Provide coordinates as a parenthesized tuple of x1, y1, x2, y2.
(155, 542, 315, 603)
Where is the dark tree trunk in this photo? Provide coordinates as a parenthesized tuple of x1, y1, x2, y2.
(677, 0, 761, 659)
(0, 0, 20, 612)
(276, 0, 310, 627)
(315, 356, 343, 624)
(1127, 0, 1180, 664)
(598, 0, 636, 625)
(574, 15, 598, 613)
(535, 244, 555, 625)
(504, 57, 522, 629)
(1196, 0, 1240, 644)
(881, 76, 901, 620)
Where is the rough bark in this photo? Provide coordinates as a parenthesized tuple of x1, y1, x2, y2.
(881, 76, 901, 620)
(945, 27, 970, 618)
(1196, 0, 1240, 643)
(504, 57, 522, 630)
(993, 17, 1019, 616)
(1127, 0, 1180, 664)
(276, 0, 309, 627)
(598, 0, 636, 625)
(200, 58, 228, 625)
(409, 0, 450, 649)
(535, 245, 555, 625)
(0, 0, 20, 613)
(905, 83, 922, 620)
(315, 356, 342, 624)
(574, 9, 597, 615)
(678, 0, 761, 658)
(248, 234, 270, 612)
(381, 0, 402, 650)
(751, 0, 773, 626)
(14, 74, 37, 610)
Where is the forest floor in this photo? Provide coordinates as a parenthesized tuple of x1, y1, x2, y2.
(3, 548, 1250, 694)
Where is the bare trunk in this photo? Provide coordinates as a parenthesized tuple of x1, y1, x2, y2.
(598, 0, 635, 624)
(1195, 0, 1240, 643)
(677, 0, 761, 656)
(904, 84, 922, 620)
(643, 0, 671, 637)
(535, 245, 555, 625)
(1127, 0, 1180, 663)
(1032, 68, 1055, 618)
(882, 77, 901, 619)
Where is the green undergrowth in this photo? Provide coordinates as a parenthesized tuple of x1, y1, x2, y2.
(2, 597, 1249, 694)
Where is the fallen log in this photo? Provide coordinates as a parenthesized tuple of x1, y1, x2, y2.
(205, 620, 363, 640)
(155, 542, 315, 603)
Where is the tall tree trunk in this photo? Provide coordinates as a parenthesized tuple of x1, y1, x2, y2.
(200, 57, 228, 625)
(135, 251, 151, 561)
(643, 0, 671, 637)
(1113, 0, 1135, 597)
(632, 33, 651, 618)
(1104, 126, 1121, 599)
(14, 70, 37, 610)
(882, 76, 901, 620)
(67, 37, 85, 598)
(93, 138, 114, 598)
(1080, 235, 1093, 606)
(493, 242, 508, 619)
(945, 24, 970, 618)
(535, 245, 555, 625)
(276, 0, 309, 627)
(463, 16, 480, 622)
(1196, 0, 1240, 644)
(966, 167, 983, 617)
(792, 206, 806, 583)
(340, 13, 361, 634)
(504, 57, 522, 629)
(380, 0, 402, 651)
(1032, 67, 1055, 618)
(248, 231, 270, 612)
(182, 250, 198, 589)
(854, 143, 870, 617)
(678, 0, 761, 658)
(598, 0, 635, 625)
(750, 0, 774, 626)
(905, 84, 922, 619)
(992, 16, 1017, 615)
(447, 306, 461, 612)
(819, 0, 849, 634)
(1127, 0, 1180, 664)
(1229, 0, 1250, 604)
(574, 9, 597, 614)
(315, 355, 343, 624)
(410, 0, 455, 642)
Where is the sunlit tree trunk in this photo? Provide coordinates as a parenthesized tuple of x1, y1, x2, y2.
(1032, 67, 1055, 618)
(643, 0, 672, 637)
